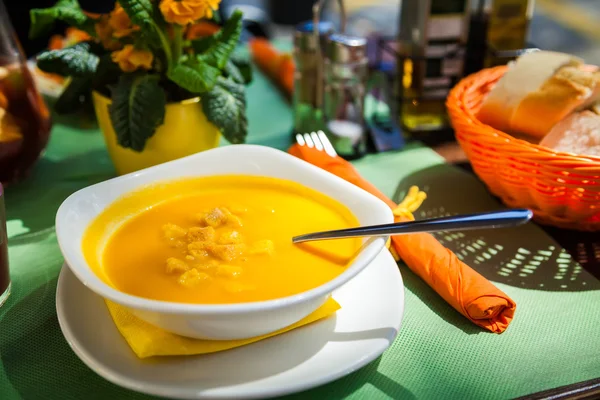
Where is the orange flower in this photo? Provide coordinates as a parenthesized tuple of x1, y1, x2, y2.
(160, 0, 221, 25)
(83, 10, 102, 20)
(109, 4, 140, 38)
(112, 45, 154, 72)
(95, 16, 122, 50)
(185, 21, 220, 40)
(48, 27, 91, 50)
(48, 35, 64, 50)
(65, 27, 92, 43)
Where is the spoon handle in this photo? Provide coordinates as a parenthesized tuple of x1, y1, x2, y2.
(292, 209, 533, 244)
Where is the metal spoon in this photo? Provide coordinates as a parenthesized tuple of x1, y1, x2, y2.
(292, 209, 533, 244)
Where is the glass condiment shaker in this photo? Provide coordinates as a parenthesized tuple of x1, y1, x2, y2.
(323, 33, 368, 160)
(292, 20, 334, 135)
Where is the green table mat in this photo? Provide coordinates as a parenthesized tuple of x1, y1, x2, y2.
(1, 59, 600, 400)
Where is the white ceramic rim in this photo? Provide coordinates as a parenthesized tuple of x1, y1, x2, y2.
(55, 145, 393, 316)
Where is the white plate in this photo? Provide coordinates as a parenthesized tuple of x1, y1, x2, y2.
(56, 249, 404, 399)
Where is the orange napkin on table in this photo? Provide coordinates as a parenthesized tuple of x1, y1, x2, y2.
(105, 298, 340, 359)
(289, 144, 517, 333)
(249, 38, 294, 99)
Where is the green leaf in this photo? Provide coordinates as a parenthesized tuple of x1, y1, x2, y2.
(119, 0, 173, 72)
(229, 52, 253, 84)
(223, 61, 244, 84)
(190, 36, 215, 55)
(117, 0, 154, 27)
(108, 74, 166, 152)
(36, 43, 99, 77)
(118, 0, 161, 47)
(29, 0, 94, 38)
(201, 77, 247, 144)
(198, 10, 243, 69)
(54, 77, 91, 114)
(167, 60, 220, 93)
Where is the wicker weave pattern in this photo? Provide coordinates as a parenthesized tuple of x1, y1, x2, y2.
(447, 66, 600, 231)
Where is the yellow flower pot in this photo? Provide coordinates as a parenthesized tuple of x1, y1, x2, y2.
(92, 91, 221, 175)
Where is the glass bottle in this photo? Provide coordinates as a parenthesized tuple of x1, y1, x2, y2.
(484, 0, 535, 68)
(464, 0, 535, 75)
(0, 0, 52, 186)
(395, 0, 470, 138)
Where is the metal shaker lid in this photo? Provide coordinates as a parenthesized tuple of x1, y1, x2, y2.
(294, 20, 334, 52)
(325, 33, 367, 63)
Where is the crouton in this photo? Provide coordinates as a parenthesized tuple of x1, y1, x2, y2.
(178, 268, 211, 287)
(166, 257, 190, 273)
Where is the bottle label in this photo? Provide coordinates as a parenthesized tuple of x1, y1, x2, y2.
(427, 15, 464, 40)
(420, 41, 465, 100)
(397, 2, 468, 102)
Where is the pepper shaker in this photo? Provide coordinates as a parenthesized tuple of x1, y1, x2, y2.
(291, 0, 347, 136)
(322, 33, 369, 160)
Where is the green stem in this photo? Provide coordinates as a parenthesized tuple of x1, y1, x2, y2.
(172, 25, 183, 67)
(156, 27, 172, 74)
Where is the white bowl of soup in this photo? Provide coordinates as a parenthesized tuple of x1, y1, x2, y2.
(56, 145, 393, 340)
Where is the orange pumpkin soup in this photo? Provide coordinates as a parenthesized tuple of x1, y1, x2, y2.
(82, 175, 362, 304)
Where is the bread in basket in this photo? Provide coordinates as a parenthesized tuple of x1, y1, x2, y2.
(447, 51, 600, 231)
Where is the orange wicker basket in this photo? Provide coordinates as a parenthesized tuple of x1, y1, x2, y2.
(447, 66, 600, 231)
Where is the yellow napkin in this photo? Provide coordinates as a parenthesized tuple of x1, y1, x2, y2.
(105, 298, 341, 359)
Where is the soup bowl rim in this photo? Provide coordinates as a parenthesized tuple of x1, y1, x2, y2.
(55, 144, 393, 316)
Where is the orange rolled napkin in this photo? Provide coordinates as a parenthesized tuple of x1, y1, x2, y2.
(289, 144, 516, 333)
(249, 38, 294, 99)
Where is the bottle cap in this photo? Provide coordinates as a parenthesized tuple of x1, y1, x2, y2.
(325, 33, 367, 63)
(294, 20, 335, 53)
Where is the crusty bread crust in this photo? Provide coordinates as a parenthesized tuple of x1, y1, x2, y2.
(511, 67, 600, 138)
(476, 51, 584, 138)
(475, 95, 513, 133)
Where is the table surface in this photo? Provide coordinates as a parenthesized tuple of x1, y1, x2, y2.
(431, 143, 600, 277)
(1, 54, 600, 400)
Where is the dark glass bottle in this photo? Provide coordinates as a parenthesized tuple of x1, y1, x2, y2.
(464, 0, 535, 75)
(396, 0, 470, 141)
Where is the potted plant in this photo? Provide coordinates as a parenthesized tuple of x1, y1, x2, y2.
(29, 0, 252, 175)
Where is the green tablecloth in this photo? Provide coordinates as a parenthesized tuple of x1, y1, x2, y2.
(1, 61, 600, 400)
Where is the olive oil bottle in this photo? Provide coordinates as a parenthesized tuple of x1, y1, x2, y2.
(396, 0, 471, 138)
(464, 0, 535, 75)
(485, 0, 535, 67)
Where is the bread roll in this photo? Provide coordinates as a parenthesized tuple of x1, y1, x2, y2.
(539, 110, 600, 157)
(477, 51, 600, 139)
(512, 66, 600, 137)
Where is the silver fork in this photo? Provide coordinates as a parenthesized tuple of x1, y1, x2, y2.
(295, 130, 338, 157)
(292, 132, 533, 243)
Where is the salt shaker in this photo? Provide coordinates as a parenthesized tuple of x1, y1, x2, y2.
(292, 20, 334, 134)
(323, 33, 368, 160)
